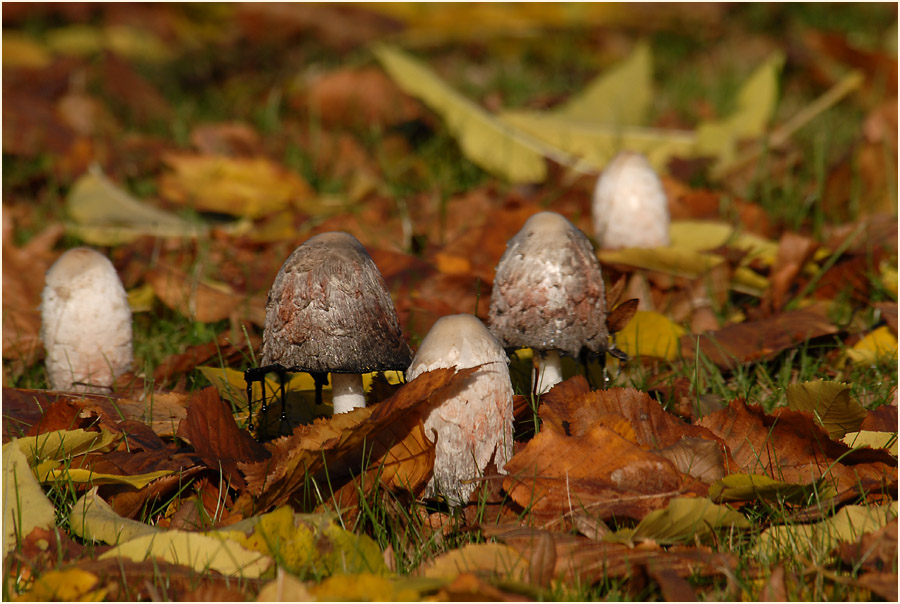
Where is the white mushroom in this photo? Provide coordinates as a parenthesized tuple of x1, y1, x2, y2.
(488, 212, 608, 394)
(592, 151, 670, 249)
(40, 247, 133, 393)
(261, 232, 413, 414)
(406, 314, 514, 506)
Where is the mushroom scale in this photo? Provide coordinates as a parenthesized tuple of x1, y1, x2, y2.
(488, 211, 609, 359)
(592, 150, 670, 249)
(406, 314, 514, 506)
(261, 232, 413, 413)
(41, 247, 133, 393)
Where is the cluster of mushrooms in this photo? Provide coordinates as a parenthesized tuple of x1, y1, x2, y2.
(40, 151, 669, 506)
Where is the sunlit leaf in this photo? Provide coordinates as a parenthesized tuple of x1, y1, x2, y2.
(2, 32, 51, 68)
(785, 380, 867, 439)
(69, 488, 159, 545)
(13, 567, 107, 602)
(841, 431, 898, 456)
(99, 531, 273, 578)
(421, 542, 529, 581)
(2, 441, 56, 556)
(373, 44, 548, 183)
(38, 467, 175, 489)
(616, 310, 685, 360)
(66, 166, 209, 245)
(846, 326, 898, 366)
(754, 503, 898, 563)
(44, 24, 172, 63)
(608, 497, 750, 545)
(554, 41, 652, 125)
(14, 429, 119, 466)
(709, 474, 835, 504)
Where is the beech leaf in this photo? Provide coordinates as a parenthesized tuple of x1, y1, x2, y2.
(2, 441, 56, 556)
(785, 380, 867, 439)
(608, 497, 750, 545)
(69, 487, 159, 545)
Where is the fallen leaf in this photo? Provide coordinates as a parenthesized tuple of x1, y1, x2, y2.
(69, 487, 159, 545)
(709, 474, 833, 504)
(616, 310, 686, 360)
(753, 502, 898, 563)
(14, 428, 119, 465)
(177, 387, 270, 490)
(160, 153, 313, 219)
(681, 303, 839, 369)
(608, 497, 750, 546)
(13, 567, 106, 602)
(66, 166, 209, 245)
(420, 542, 528, 582)
(761, 231, 819, 314)
(98, 530, 273, 578)
(2, 441, 56, 556)
(145, 264, 266, 325)
(374, 44, 548, 184)
(846, 326, 898, 365)
(256, 568, 313, 602)
(841, 431, 898, 456)
(835, 517, 897, 573)
(785, 380, 867, 439)
(653, 437, 727, 484)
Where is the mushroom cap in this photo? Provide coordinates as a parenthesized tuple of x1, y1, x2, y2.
(406, 314, 508, 379)
(41, 247, 133, 392)
(488, 211, 608, 357)
(261, 232, 413, 374)
(406, 314, 513, 506)
(592, 150, 670, 249)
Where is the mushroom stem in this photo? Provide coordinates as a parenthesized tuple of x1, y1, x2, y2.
(535, 350, 563, 395)
(331, 373, 366, 414)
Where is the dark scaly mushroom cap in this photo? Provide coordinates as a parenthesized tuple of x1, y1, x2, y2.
(488, 212, 609, 357)
(261, 232, 413, 373)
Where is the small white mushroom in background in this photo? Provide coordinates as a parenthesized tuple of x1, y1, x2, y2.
(41, 247, 133, 393)
(489, 212, 609, 395)
(406, 314, 514, 506)
(261, 232, 413, 415)
(592, 150, 670, 249)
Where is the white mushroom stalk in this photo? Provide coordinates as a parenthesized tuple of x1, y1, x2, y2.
(592, 150, 670, 249)
(260, 232, 413, 418)
(406, 314, 514, 506)
(41, 247, 133, 393)
(488, 212, 609, 395)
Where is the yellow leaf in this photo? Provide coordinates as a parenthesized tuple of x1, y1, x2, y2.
(846, 326, 898, 366)
(498, 110, 696, 173)
(754, 503, 898, 563)
(14, 429, 119, 466)
(669, 221, 779, 264)
(69, 488, 160, 545)
(13, 567, 106, 602)
(616, 310, 685, 360)
(880, 260, 897, 296)
(709, 474, 835, 504)
(44, 25, 105, 57)
(126, 283, 156, 313)
(608, 497, 750, 545)
(553, 41, 652, 126)
(374, 44, 548, 184)
(2, 441, 56, 556)
(785, 380, 866, 439)
(598, 245, 768, 296)
(311, 572, 421, 602)
(422, 542, 528, 581)
(39, 468, 174, 489)
(159, 154, 313, 219)
(256, 568, 314, 602)
(842, 431, 898, 456)
(66, 166, 210, 245)
(99, 531, 273, 578)
(698, 52, 784, 171)
(103, 25, 173, 64)
(2, 32, 51, 69)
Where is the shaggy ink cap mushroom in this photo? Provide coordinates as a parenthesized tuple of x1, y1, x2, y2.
(41, 247, 133, 393)
(488, 211, 609, 394)
(592, 150, 670, 249)
(261, 231, 413, 414)
(406, 314, 514, 506)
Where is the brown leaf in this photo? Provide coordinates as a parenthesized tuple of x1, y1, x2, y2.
(680, 303, 838, 369)
(153, 334, 253, 386)
(760, 232, 819, 315)
(699, 399, 896, 495)
(241, 367, 477, 512)
(836, 517, 897, 573)
(759, 565, 788, 602)
(606, 298, 639, 334)
(860, 405, 899, 433)
(146, 264, 266, 326)
(100, 53, 173, 124)
(26, 398, 100, 436)
(484, 524, 737, 586)
(177, 387, 270, 491)
(502, 423, 685, 521)
(874, 302, 898, 336)
(189, 122, 263, 157)
(299, 66, 421, 128)
(855, 572, 898, 602)
(645, 559, 698, 601)
(653, 437, 727, 484)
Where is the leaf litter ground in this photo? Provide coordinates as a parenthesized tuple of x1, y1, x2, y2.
(2, 3, 897, 601)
